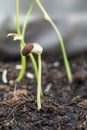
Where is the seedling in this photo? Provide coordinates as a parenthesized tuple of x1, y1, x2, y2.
(16, 0, 38, 83)
(8, 0, 72, 83)
(7, 0, 72, 110)
(22, 43, 43, 110)
(7, 0, 38, 82)
(35, 0, 72, 83)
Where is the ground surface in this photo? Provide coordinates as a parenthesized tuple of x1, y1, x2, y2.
(0, 54, 87, 130)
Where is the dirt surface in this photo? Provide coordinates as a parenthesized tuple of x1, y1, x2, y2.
(0, 54, 87, 130)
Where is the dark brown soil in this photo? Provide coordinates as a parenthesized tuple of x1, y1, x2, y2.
(0, 54, 87, 130)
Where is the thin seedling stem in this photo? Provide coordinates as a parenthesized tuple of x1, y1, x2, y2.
(16, 0, 26, 82)
(37, 54, 42, 110)
(16, 43, 26, 82)
(35, 0, 72, 83)
(22, 0, 34, 40)
(29, 53, 38, 81)
(16, 0, 38, 82)
(16, 0, 21, 34)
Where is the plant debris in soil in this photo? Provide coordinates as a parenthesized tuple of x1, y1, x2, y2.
(0, 54, 87, 130)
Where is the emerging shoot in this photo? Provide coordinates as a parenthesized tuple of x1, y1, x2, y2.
(22, 43, 43, 110)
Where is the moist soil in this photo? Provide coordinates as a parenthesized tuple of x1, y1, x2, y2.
(0, 54, 87, 130)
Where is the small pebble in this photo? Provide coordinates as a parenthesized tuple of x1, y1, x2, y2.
(53, 61, 60, 67)
(15, 64, 22, 70)
(26, 72, 34, 79)
(9, 80, 15, 86)
(44, 83, 52, 94)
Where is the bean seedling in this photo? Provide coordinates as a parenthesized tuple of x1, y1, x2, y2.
(35, 0, 72, 83)
(7, 0, 72, 110)
(22, 43, 43, 110)
(8, 0, 72, 83)
(7, 0, 38, 82)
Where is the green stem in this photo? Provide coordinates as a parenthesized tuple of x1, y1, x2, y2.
(16, 43, 26, 82)
(16, 0, 26, 82)
(35, 0, 72, 83)
(16, 0, 37, 82)
(16, 0, 21, 34)
(21, 0, 38, 81)
(29, 53, 42, 96)
(29, 53, 38, 81)
(22, 0, 34, 40)
(37, 54, 42, 110)
(21, 0, 38, 80)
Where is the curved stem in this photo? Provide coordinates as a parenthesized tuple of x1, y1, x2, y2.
(37, 54, 42, 110)
(15, 0, 26, 82)
(15, 0, 37, 82)
(22, 0, 38, 80)
(16, 43, 26, 82)
(35, 0, 72, 83)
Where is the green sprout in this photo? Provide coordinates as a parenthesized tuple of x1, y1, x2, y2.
(7, 0, 72, 83)
(22, 43, 43, 110)
(7, 0, 72, 110)
(35, 0, 72, 83)
(7, 0, 38, 82)
(16, 0, 37, 82)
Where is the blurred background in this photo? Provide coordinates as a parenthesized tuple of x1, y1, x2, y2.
(0, 0, 87, 60)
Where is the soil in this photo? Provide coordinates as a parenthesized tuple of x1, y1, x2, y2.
(0, 54, 87, 130)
